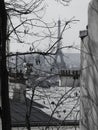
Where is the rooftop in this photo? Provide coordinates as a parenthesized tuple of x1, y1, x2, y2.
(10, 99, 79, 127)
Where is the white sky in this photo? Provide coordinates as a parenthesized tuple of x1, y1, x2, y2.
(44, 0, 91, 53)
(10, 0, 91, 53)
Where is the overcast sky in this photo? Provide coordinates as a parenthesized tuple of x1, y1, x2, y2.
(10, 0, 91, 53)
(44, 0, 91, 53)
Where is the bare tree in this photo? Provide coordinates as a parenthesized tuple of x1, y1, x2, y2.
(0, 0, 11, 130)
(0, 0, 81, 130)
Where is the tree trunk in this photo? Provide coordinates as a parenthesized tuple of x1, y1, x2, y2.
(0, 0, 11, 130)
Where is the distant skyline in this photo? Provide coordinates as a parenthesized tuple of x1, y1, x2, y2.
(43, 0, 91, 53)
(10, 0, 91, 53)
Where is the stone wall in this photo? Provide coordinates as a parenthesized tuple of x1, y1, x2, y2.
(80, 0, 98, 129)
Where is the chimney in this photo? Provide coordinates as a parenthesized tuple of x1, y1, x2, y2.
(13, 83, 26, 102)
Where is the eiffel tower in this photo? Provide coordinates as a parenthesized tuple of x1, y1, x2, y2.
(51, 20, 66, 72)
